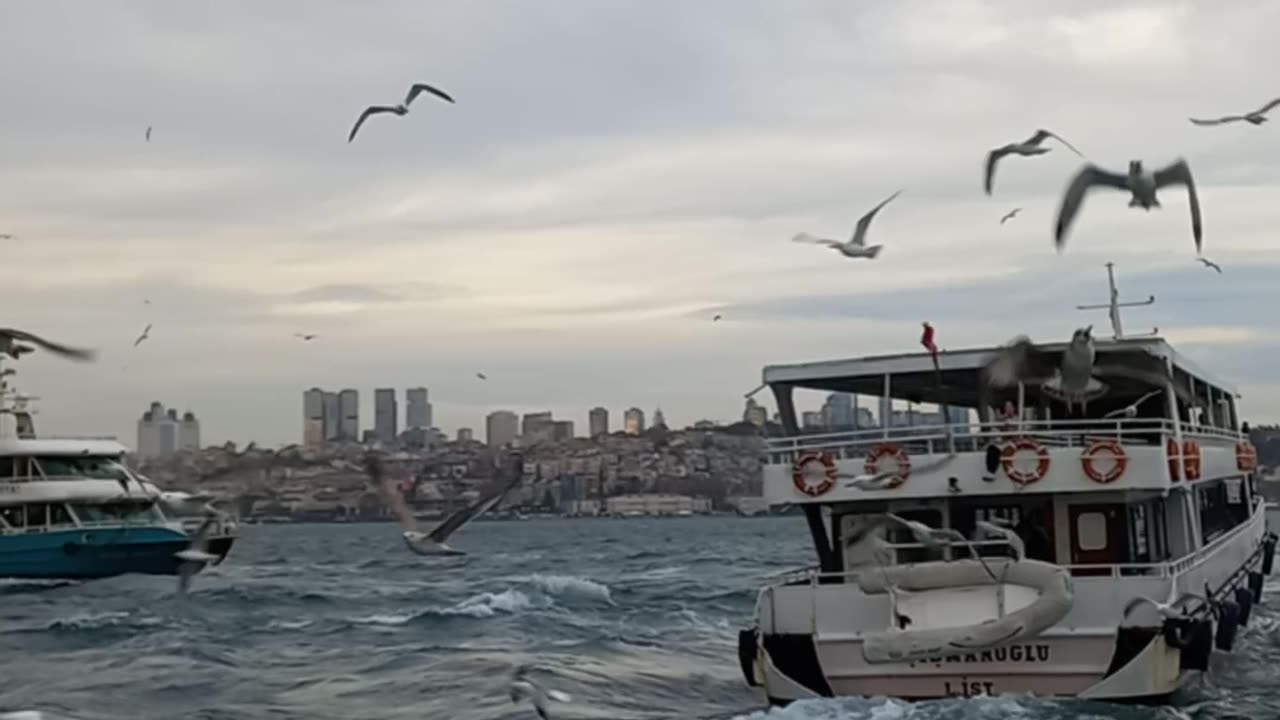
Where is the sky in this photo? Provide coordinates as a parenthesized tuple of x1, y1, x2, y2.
(2, 0, 1280, 448)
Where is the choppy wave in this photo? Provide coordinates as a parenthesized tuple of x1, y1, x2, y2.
(0, 518, 1277, 719)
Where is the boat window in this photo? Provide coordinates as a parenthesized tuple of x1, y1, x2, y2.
(0, 505, 24, 529)
(1128, 503, 1150, 562)
(35, 456, 130, 482)
(1076, 512, 1107, 551)
(888, 508, 944, 563)
(1196, 480, 1242, 545)
(69, 501, 158, 524)
(24, 504, 48, 529)
(0, 457, 13, 479)
(48, 504, 73, 528)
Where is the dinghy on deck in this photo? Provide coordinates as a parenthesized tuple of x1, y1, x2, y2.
(856, 558, 1074, 664)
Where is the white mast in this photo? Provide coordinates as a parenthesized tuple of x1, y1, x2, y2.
(1075, 262, 1157, 340)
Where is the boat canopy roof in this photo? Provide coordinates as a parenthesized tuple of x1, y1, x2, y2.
(0, 438, 130, 457)
(762, 335, 1240, 408)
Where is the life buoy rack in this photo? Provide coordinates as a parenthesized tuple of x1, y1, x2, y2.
(864, 443, 911, 488)
(1182, 440, 1201, 481)
(1237, 441, 1259, 472)
(1166, 438, 1182, 481)
(1000, 437, 1051, 486)
(1080, 439, 1128, 484)
(792, 451, 837, 497)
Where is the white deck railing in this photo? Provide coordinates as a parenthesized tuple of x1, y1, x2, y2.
(766, 418, 1243, 463)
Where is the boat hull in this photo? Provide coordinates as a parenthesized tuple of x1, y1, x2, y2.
(0, 526, 235, 580)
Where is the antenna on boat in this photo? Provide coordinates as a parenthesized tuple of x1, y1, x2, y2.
(1074, 262, 1157, 340)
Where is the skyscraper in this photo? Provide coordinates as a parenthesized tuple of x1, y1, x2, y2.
(486, 410, 518, 447)
(406, 387, 431, 429)
(322, 391, 340, 442)
(303, 388, 325, 448)
(138, 402, 198, 459)
(623, 407, 645, 435)
(338, 388, 359, 441)
(179, 411, 201, 451)
(652, 407, 667, 429)
(374, 388, 398, 445)
(457, 427, 474, 442)
(588, 407, 609, 437)
(822, 393, 855, 428)
(521, 411, 554, 443)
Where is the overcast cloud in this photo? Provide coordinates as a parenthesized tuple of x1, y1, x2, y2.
(3, 0, 1280, 447)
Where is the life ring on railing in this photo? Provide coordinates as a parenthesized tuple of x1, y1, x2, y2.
(1000, 437, 1050, 486)
(864, 443, 911, 488)
(792, 451, 837, 497)
(1237, 441, 1259, 472)
(1183, 440, 1202, 481)
(1080, 439, 1128, 484)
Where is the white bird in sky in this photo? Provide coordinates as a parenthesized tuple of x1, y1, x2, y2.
(1055, 159, 1202, 254)
(1196, 256, 1222, 274)
(510, 665, 572, 720)
(133, 323, 152, 347)
(999, 208, 1021, 224)
(0, 328, 95, 362)
(792, 190, 902, 260)
(174, 514, 221, 595)
(363, 451, 522, 556)
(347, 82, 455, 142)
(294, 332, 318, 341)
(1189, 98, 1280, 126)
(984, 129, 1084, 195)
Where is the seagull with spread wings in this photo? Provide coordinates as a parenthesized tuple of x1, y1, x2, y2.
(1055, 159, 1202, 253)
(1190, 98, 1280, 126)
(174, 513, 221, 595)
(0, 328, 95, 362)
(1196, 257, 1222, 274)
(348, 82, 455, 142)
(792, 190, 902, 260)
(133, 323, 152, 347)
(984, 129, 1084, 195)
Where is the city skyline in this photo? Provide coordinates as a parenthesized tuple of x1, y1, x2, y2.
(6, 3, 1280, 448)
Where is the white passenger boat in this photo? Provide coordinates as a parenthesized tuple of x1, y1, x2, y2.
(737, 288, 1274, 705)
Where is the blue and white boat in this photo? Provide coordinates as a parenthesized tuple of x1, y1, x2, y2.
(0, 356, 235, 580)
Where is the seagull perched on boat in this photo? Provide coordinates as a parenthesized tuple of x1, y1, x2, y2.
(347, 82, 455, 142)
(0, 328, 95, 362)
(510, 665, 572, 719)
(974, 519, 1025, 562)
(999, 208, 1022, 224)
(1196, 257, 1222, 274)
(1055, 159, 1203, 253)
(984, 129, 1084, 195)
(1189, 98, 1280, 126)
(792, 190, 902, 260)
(363, 450, 522, 556)
(174, 513, 221, 595)
(133, 323, 152, 347)
(982, 327, 1195, 414)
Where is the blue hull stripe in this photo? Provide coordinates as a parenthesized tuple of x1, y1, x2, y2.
(0, 527, 235, 580)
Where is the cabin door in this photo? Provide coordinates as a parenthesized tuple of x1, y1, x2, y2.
(1067, 504, 1126, 576)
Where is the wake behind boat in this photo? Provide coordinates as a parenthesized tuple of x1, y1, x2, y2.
(736, 280, 1275, 705)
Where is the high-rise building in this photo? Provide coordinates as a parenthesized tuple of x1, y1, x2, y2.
(486, 410, 518, 447)
(138, 402, 198, 459)
(303, 388, 325, 448)
(374, 388, 398, 445)
(743, 399, 767, 427)
(322, 391, 340, 442)
(822, 393, 855, 428)
(588, 407, 609, 437)
(801, 411, 825, 429)
(457, 427, 474, 442)
(551, 420, 574, 441)
(406, 387, 431, 430)
(522, 411, 554, 443)
(623, 407, 645, 435)
(652, 407, 667, 429)
(338, 388, 359, 441)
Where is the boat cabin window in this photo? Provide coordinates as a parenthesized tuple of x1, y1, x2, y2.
(0, 505, 24, 530)
(948, 498, 1056, 563)
(887, 507, 944, 564)
(1126, 499, 1169, 564)
(69, 501, 158, 524)
(35, 456, 131, 482)
(1197, 479, 1249, 545)
(0, 457, 13, 480)
(49, 503, 73, 527)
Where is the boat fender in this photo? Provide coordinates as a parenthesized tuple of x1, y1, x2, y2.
(1161, 616, 1194, 649)
(62, 542, 78, 557)
(737, 628, 760, 687)
(1234, 586, 1254, 628)
(1213, 600, 1240, 652)
(1248, 571, 1264, 603)
(1180, 617, 1214, 672)
(1262, 534, 1278, 576)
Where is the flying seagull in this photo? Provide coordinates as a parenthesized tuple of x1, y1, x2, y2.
(1103, 388, 1165, 419)
(712, 314, 722, 322)
(1000, 208, 1022, 224)
(974, 519, 1025, 562)
(1196, 257, 1222, 274)
(294, 333, 318, 341)
(133, 323, 152, 347)
(145, 126, 152, 142)
(792, 190, 902, 259)
(982, 327, 1194, 413)
(1189, 98, 1280, 126)
(0, 328, 95, 362)
(174, 513, 221, 595)
(476, 372, 487, 381)
(348, 82, 455, 142)
(510, 665, 572, 720)
(984, 129, 1084, 195)
(363, 451, 522, 556)
(1055, 159, 1202, 254)
(0, 234, 13, 240)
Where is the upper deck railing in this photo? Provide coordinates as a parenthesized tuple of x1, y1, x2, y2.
(766, 417, 1242, 463)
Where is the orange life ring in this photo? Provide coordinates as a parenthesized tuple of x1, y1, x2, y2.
(1166, 438, 1182, 481)
(864, 443, 911, 488)
(792, 451, 837, 497)
(1000, 437, 1050, 486)
(1182, 440, 1201, 481)
(1081, 439, 1128, 484)
(1237, 441, 1258, 472)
